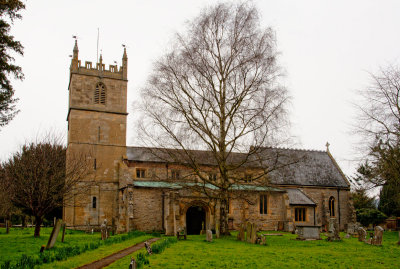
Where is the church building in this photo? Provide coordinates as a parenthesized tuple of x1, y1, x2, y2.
(63, 42, 354, 235)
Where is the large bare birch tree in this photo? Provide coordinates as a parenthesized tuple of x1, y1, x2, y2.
(138, 2, 290, 234)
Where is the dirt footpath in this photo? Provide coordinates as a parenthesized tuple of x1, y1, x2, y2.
(76, 237, 160, 269)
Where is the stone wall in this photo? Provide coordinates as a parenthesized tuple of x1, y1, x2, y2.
(131, 188, 163, 232)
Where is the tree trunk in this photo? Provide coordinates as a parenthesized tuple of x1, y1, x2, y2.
(220, 198, 229, 235)
(34, 216, 43, 237)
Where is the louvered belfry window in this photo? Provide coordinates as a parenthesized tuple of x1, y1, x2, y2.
(94, 83, 106, 104)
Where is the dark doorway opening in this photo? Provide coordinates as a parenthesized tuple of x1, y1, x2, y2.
(186, 206, 206, 235)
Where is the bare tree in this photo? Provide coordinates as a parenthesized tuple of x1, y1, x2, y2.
(355, 64, 400, 150)
(138, 2, 291, 234)
(1, 135, 92, 237)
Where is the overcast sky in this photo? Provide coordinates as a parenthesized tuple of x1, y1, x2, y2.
(1, 0, 400, 181)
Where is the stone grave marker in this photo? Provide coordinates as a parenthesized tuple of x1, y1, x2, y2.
(129, 257, 137, 269)
(206, 229, 213, 242)
(246, 222, 252, 243)
(61, 223, 66, 242)
(46, 219, 62, 249)
(237, 223, 245, 241)
(200, 221, 206, 235)
(101, 219, 108, 240)
(250, 223, 257, 244)
(145, 241, 153, 255)
(357, 227, 367, 242)
(260, 235, 266, 245)
(371, 226, 384, 246)
(327, 218, 341, 241)
(215, 222, 220, 238)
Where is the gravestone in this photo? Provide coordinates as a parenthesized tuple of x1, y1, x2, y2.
(215, 222, 220, 238)
(5, 220, 10, 234)
(237, 223, 245, 241)
(371, 226, 384, 246)
(327, 218, 341, 241)
(260, 235, 266, 245)
(101, 219, 108, 240)
(357, 227, 367, 242)
(296, 226, 321, 240)
(346, 223, 358, 238)
(46, 219, 62, 249)
(144, 241, 152, 255)
(129, 257, 136, 269)
(250, 223, 257, 244)
(206, 229, 213, 242)
(246, 222, 252, 243)
(61, 223, 66, 242)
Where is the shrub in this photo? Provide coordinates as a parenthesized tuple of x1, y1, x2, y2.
(356, 208, 387, 227)
(136, 252, 149, 268)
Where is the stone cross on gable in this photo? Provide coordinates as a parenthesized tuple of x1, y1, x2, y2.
(326, 142, 330, 152)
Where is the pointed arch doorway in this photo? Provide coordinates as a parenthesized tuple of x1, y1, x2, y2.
(186, 206, 206, 235)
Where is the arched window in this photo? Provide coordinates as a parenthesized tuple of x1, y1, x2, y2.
(94, 83, 106, 104)
(329, 196, 335, 217)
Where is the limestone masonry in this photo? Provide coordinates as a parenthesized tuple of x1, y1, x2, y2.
(64, 42, 355, 235)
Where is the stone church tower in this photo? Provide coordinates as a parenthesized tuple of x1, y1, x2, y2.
(63, 40, 128, 229)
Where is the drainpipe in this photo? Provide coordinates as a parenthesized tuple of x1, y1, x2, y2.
(313, 207, 316, 226)
(337, 188, 341, 227)
(162, 192, 165, 233)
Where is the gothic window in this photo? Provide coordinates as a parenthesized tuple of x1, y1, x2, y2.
(94, 82, 106, 104)
(259, 194, 268, 214)
(329, 197, 335, 217)
(136, 168, 146, 178)
(92, 197, 97, 209)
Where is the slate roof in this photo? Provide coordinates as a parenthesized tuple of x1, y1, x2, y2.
(286, 189, 316, 206)
(126, 146, 349, 188)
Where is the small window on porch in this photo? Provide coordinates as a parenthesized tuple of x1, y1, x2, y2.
(136, 168, 146, 178)
(208, 173, 217, 181)
(295, 207, 306, 222)
(260, 194, 268, 214)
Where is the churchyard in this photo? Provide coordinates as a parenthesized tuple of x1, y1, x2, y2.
(0, 227, 399, 268)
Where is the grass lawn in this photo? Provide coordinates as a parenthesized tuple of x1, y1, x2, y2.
(107, 231, 400, 269)
(0, 227, 154, 268)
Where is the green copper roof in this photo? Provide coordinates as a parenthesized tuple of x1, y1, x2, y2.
(132, 181, 283, 192)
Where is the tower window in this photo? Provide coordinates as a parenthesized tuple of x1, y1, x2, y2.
(94, 83, 106, 104)
(329, 197, 335, 217)
(171, 170, 180, 180)
(136, 168, 146, 178)
(92, 197, 97, 209)
(260, 194, 268, 214)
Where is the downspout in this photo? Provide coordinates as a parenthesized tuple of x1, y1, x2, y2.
(313, 207, 316, 226)
(337, 188, 341, 227)
(162, 191, 165, 233)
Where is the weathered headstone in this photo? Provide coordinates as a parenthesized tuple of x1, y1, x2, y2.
(260, 235, 266, 245)
(246, 222, 252, 243)
(215, 222, 220, 238)
(129, 257, 137, 269)
(144, 241, 152, 255)
(5, 220, 10, 234)
(61, 223, 66, 242)
(327, 218, 341, 241)
(237, 223, 245, 241)
(357, 227, 367, 242)
(46, 219, 62, 249)
(371, 226, 384, 246)
(206, 229, 213, 242)
(296, 226, 321, 240)
(101, 219, 108, 240)
(250, 223, 257, 244)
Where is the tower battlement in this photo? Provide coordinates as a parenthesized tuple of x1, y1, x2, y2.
(70, 40, 128, 80)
